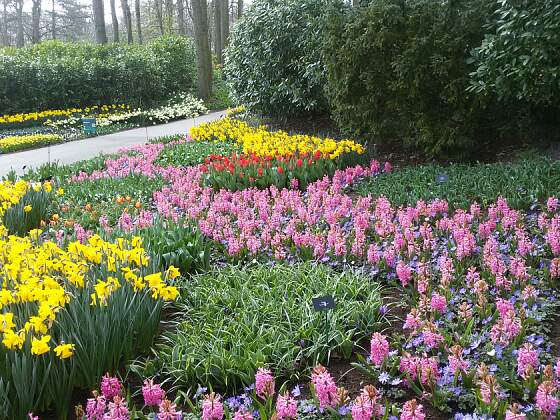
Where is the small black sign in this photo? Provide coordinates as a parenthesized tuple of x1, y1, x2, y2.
(312, 295, 335, 312)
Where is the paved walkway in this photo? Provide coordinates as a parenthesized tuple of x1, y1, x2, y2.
(0, 110, 226, 177)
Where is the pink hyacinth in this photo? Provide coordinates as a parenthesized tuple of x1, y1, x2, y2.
(536, 381, 558, 416)
(86, 394, 106, 419)
(396, 261, 412, 287)
(142, 379, 165, 406)
(369, 333, 389, 367)
(555, 359, 560, 378)
(233, 410, 253, 420)
(384, 162, 393, 173)
(202, 393, 224, 420)
(517, 343, 539, 379)
(547, 197, 559, 212)
(255, 368, 275, 399)
(311, 365, 339, 409)
(105, 396, 129, 420)
(505, 404, 527, 420)
(100, 374, 122, 399)
(351, 395, 374, 420)
(430, 292, 447, 314)
(158, 399, 182, 420)
(275, 391, 297, 419)
(400, 399, 425, 420)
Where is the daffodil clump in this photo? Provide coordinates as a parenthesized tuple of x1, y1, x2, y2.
(189, 117, 365, 159)
(0, 233, 179, 358)
(0, 133, 64, 154)
(0, 104, 130, 126)
(0, 180, 179, 360)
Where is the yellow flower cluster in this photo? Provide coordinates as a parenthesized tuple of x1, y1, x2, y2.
(189, 118, 365, 159)
(0, 134, 64, 154)
(0, 104, 130, 125)
(0, 233, 179, 357)
(0, 181, 179, 358)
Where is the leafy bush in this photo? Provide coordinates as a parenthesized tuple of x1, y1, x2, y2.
(224, 0, 341, 115)
(155, 263, 385, 391)
(322, 0, 496, 157)
(0, 36, 196, 114)
(469, 0, 560, 105)
(355, 156, 560, 209)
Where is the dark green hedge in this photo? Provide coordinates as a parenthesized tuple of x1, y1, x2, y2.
(322, 0, 503, 158)
(0, 36, 196, 114)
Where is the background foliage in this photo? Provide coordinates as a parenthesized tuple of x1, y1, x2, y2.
(0, 36, 196, 114)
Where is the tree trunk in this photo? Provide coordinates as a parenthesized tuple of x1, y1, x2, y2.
(352, 0, 359, 5)
(110, 0, 119, 42)
(191, 0, 212, 100)
(135, 0, 142, 43)
(220, 0, 228, 51)
(155, 0, 164, 35)
(51, 0, 56, 40)
(32, 0, 42, 44)
(213, 0, 222, 63)
(1, 0, 8, 46)
(121, 0, 133, 43)
(237, 0, 242, 19)
(165, 0, 173, 33)
(177, 0, 186, 35)
(15, 0, 24, 47)
(92, 0, 108, 44)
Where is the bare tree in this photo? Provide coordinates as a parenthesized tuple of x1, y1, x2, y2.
(213, 0, 222, 63)
(220, 0, 228, 50)
(110, 0, 119, 41)
(237, 0, 242, 19)
(92, 0, 108, 43)
(177, 0, 186, 35)
(154, 0, 164, 34)
(191, 0, 212, 99)
(164, 0, 173, 32)
(51, 0, 56, 39)
(135, 0, 142, 43)
(15, 0, 23, 47)
(121, 0, 133, 42)
(31, 0, 42, 43)
(1, 0, 9, 46)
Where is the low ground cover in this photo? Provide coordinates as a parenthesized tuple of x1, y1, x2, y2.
(155, 263, 385, 391)
(2, 115, 559, 419)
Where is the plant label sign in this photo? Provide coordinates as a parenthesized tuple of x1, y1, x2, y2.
(312, 295, 335, 312)
(436, 174, 449, 184)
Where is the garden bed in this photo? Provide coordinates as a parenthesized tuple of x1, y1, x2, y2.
(1, 116, 559, 419)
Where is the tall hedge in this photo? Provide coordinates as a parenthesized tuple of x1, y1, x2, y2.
(0, 36, 197, 114)
(225, 0, 342, 116)
(323, 0, 499, 158)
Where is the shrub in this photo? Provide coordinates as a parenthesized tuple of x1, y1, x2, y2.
(469, 0, 560, 106)
(224, 0, 342, 116)
(322, 0, 496, 157)
(155, 263, 385, 391)
(0, 36, 196, 114)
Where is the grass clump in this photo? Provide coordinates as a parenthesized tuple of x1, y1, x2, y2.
(356, 157, 560, 209)
(155, 263, 385, 392)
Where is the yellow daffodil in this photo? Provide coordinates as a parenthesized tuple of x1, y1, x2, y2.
(31, 335, 51, 355)
(54, 343, 75, 359)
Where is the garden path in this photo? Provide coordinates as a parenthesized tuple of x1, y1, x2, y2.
(0, 110, 226, 177)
